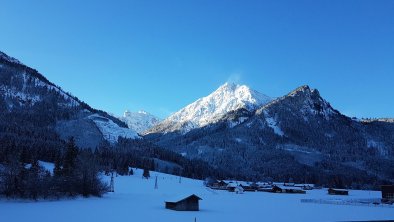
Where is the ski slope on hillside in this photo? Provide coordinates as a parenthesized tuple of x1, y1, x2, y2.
(1, 169, 393, 222)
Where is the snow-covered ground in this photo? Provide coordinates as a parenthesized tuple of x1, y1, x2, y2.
(1, 169, 393, 222)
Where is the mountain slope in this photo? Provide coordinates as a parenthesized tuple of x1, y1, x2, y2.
(145, 85, 394, 188)
(146, 82, 272, 135)
(0, 51, 139, 149)
(120, 110, 161, 134)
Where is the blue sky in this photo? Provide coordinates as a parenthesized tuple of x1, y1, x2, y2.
(1, 0, 393, 118)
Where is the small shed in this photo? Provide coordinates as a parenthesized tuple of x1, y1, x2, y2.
(165, 194, 202, 211)
(381, 185, 394, 201)
(328, 188, 349, 196)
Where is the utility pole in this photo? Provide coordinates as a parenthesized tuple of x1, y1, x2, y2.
(110, 172, 115, 192)
(154, 175, 158, 189)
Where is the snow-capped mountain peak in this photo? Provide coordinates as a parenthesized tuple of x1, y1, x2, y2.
(146, 82, 272, 134)
(120, 110, 161, 134)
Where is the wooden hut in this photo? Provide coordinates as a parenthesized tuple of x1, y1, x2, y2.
(328, 188, 349, 196)
(165, 194, 202, 211)
(381, 185, 394, 201)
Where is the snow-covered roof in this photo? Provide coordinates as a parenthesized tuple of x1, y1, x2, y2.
(275, 185, 304, 191)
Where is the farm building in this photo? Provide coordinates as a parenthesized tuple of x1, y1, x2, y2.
(381, 185, 394, 201)
(234, 186, 244, 194)
(227, 182, 238, 192)
(272, 185, 306, 194)
(165, 194, 202, 211)
(210, 180, 228, 190)
(328, 188, 349, 196)
(239, 182, 256, 192)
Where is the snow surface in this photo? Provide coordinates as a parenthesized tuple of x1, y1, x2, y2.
(367, 139, 388, 156)
(149, 82, 272, 134)
(120, 110, 161, 133)
(38, 161, 55, 175)
(264, 111, 284, 136)
(1, 169, 393, 222)
(88, 114, 140, 143)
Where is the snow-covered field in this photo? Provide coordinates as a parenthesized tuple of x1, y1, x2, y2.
(1, 169, 393, 222)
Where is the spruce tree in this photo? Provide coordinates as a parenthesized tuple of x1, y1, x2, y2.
(143, 168, 150, 179)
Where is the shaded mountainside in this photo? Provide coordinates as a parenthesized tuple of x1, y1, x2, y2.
(0, 51, 137, 149)
(0, 51, 231, 187)
(146, 85, 394, 189)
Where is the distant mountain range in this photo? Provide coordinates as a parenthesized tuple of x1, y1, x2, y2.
(1, 50, 393, 188)
(145, 84, 394, 188)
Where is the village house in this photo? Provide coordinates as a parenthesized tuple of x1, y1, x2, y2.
(210, 180, 228, 190)
(239, 182, 256, 192)
(227, 182, 238, 192)
(235, 186, 244, 194)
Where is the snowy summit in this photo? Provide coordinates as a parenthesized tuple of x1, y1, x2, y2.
(120, 110, 161, 134)
(146, 82, 272, 134)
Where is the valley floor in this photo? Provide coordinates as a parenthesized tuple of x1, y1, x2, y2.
(1, 169, 393, 222)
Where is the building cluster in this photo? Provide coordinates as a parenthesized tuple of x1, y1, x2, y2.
(207, 180, 315, 194)
(163, 185, 394, 212)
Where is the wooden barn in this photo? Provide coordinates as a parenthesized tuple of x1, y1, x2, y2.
(165, 194, 202, 211)
(272, 185, 306, 194)
(328, 188, 349, 196)
(239, 182, 256, 192)
(211, 180, 228, 190)
(381, 185, 394, 201)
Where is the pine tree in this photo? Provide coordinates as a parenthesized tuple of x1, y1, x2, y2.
(143, 168, 150, 179)
(62, 137, 78, 176)
(53, 154, 62, 177)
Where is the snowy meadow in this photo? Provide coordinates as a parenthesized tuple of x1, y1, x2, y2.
(1, 169, 393, 222)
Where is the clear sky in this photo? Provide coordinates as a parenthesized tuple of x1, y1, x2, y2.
(1, 0, 393, 118)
